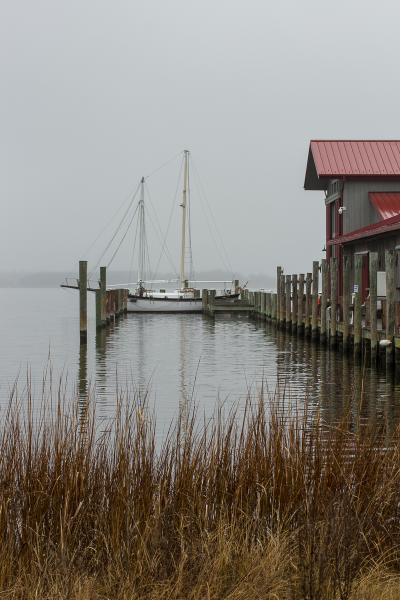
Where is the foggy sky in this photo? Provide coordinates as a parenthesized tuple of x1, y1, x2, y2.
(2, 0, 400, 281)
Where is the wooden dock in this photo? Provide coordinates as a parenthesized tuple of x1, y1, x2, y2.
(61, 261, 129, 343)
(241, 255, 400, 372)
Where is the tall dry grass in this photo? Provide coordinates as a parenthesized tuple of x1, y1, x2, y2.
(0, 389, 399, 599)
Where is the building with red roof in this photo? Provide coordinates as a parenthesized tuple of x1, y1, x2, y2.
(304, 140, 400, 302)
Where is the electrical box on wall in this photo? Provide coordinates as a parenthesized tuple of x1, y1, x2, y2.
(377, 272, 386, 297)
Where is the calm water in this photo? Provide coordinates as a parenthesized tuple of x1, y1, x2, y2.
(1, 288, 400, 432)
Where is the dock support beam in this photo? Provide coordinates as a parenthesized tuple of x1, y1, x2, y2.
(342, 255, 350, 352)
(354, 255, 362, 359)
(277, 267, 282, 324)
(305, 272, 312, 337)
(330, 257, 337, 348)
(369, 252, 378, 363)
(100, 266, 107, 327)
(311, 261, 319, 341)
(292, 274, 298, 333)
(285, 275, 291, 331)
(79, 260, 88, 344)
(320, 259, 328, 344)
(298, 274, 305, 336)
(386, 250, 396, 368)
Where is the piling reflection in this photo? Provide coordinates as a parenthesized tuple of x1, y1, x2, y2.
(72, 313, 400, 432)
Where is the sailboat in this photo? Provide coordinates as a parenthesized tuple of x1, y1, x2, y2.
(127, 150, 229, 313)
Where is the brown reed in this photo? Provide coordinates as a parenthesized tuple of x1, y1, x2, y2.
(0, 387, 399, 599)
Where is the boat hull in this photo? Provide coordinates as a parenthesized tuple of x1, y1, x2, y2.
(127, 296, 202, 313)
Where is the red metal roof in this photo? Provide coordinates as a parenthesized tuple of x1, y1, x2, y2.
(312, 140, 400, 176)
(331, 212, 400, 245)
(369, 192, 400, 220)
(304, 140, 400, 189)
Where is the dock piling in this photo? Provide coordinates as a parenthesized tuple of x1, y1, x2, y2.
(311, 261, 319, 340)
(330, 257, 337, 348)
(354, 255, 362, 358)
(386, 250, 396, 367)
(369, 252, 378, 363)
(320, 259, 328, 344)
(79, 260, 88, 344)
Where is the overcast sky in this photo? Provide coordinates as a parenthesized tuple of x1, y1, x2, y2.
(1, 0, 400, 280)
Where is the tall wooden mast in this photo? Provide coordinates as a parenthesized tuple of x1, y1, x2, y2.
(180, 150, 189, 290)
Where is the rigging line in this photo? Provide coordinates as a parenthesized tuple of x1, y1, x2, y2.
(144, 179, 179, 271)
(107, 202, 140, 269)
(144, 150, 183, 180)
(190, 169, 232, 275)
(144, 176, 181, 278)
(128, 209, 141, 284)
(149, 155, 184, 280)
(144, 198, 177, 277)
(81, 182, 141, 260)
(89, 181, 141, 277)
(190, 157, 234, 274)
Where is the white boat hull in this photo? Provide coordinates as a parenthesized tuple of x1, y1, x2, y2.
(127, 296, 202, 313)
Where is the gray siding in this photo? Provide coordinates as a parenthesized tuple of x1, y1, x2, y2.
(342, 179, 400, 234)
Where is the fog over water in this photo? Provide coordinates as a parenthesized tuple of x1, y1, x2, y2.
(2, 1, 400, 281)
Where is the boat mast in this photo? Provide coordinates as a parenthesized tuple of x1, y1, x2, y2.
(180, 150, 189, 290)
(138, 177, 145, 291)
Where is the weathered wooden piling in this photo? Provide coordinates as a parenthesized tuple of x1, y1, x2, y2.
(330, 257, 337, 347)
(208, 289, 216, 316)
(297, 274, 305, 335)
(320, 259, 328, 344)
(202, 289, 209, 312)
(280, 274, 286, 328)
(79, 261, 88, 344)
(285, 275, 291, 331)
(277, 267, 282, 324)
(271, 293, 277, 320)
(369, 252, 378, 363)
(342, 255, 351, 352)
(100, 266, 107, 327)
(266, 292, 271, 318)
(261, 292, 266, 319)
(386, 250, 396, 367)
(311, 261, 319, 340)
(353, 254, 363, 358)
(292, 275, 298, 333)
(305, 272, 312, 337)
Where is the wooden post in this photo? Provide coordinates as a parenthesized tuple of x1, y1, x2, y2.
(272, 293, 277, 321)
(369, 252, 378, 363)
(209, 289, 216, 316)
(100, 266, 107, 327)
(298, 274, 305, 335)
(277, 267, 282, 323)
(354, 254, 362, 358)
(342, 255, 351, 352)
(386, 250, 396, 367)
(320, 259, 328, 344)
(280, 274, 286, 328)
(96, 289, 102, 329)
(79, 260, 88, 344)
(285, 275, 291, 331)
(202, 289, 209, 312)
(305, 272, 312, 337)
(266, 292, 271, 319)
(330, 257, 337, 347)
(311, 261, 319, 340)
(260, 292, 266, 319)
(291, 275, 298, 333)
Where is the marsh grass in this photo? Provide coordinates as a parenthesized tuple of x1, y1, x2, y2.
(0, 387, 399, 599)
